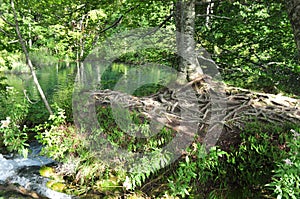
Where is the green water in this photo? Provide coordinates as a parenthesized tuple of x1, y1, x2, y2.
(4, 63, 77, 125)
(3, 62, 175, 126)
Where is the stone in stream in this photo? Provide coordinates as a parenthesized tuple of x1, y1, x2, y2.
(0, 143, 73, 199)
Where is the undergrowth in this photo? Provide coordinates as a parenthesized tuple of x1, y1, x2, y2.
(32, 106, 300, 198)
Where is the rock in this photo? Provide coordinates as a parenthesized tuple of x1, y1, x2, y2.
(0, 184, 46, 199)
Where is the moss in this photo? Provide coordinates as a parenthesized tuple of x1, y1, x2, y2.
(46, 180, 66, 192)
(39, 166, 55, 178)
(95, 177, 120, 192)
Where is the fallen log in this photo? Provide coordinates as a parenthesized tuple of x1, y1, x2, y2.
(86, 75, 300, 148)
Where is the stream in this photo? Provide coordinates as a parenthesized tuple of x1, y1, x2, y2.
(0, 142, 73, 198)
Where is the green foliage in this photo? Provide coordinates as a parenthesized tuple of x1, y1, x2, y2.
(35, 107, 77, 160)
(96, 106, 175, 153)
(35, 104, 176, 195)
(0, 87, 30, 156)
(166, 122, 299, 198)
(167, 145, 229, 198)
(52, 83, 74, 122)
(0, 0, 175, 63)
(266, 129, 300, 199)
(168, 154, 198, 197)
(0, 51, 27, 72)
(29, 48, 59, 68)
(116, 49, 177, 67)
(0, 76, 8, 105)
(0, 116, 29, 157)
(197, 0, 300, 95)
(125, 150, 172, 190)
(34, 106, 122, 194)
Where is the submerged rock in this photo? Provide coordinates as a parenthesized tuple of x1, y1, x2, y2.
(40, 166, 56, 178)
(46, 180, 66, 192)
(0, 142, 74, 199)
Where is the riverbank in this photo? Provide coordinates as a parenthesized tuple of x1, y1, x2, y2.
(0, 184, 46, 199)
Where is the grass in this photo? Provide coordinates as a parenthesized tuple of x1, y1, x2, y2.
(31, 105, 300, 198)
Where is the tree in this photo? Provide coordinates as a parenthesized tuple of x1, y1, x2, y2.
(175, 0, 203, 83)
(10, 0, 53, 115)
(193, 0, 299, 94)
(286, 0, 300, 59)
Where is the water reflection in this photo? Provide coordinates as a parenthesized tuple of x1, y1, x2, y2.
(4, 62, 175, 124)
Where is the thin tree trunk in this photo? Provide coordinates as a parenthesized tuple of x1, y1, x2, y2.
(205, 0, 214, 29)
(11, 0, 53, 115)
(286, 0, 300, 59)
(28, 9, 32, 49)
(79, 14, 86, 61)
(175, 0, 203, 84)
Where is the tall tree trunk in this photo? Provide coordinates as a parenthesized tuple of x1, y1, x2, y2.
(175, 0, 203, 84)
(11, 0, 53, 115)
(286, 0, 300, 59)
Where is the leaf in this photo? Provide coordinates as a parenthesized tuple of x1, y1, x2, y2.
(0, 18, 5, 28)
(141, 173, 145, 182)
(185, 155, 190, 164)
(88, 9, 107, 22)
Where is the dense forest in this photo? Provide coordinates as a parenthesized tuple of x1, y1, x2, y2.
(0, 0, 300, 198)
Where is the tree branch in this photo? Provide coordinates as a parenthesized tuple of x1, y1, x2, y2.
(92, 5, 139, 47)
(195, 0, 220, 5)
(99, 15, 123, 34)
(197, 14, 231, 20)
(100, 5, 139, 34)
(11, 0, 53, 115)
(0, 16, 17, 38)
(0, 15, 15, 26)
(141, 13, 173, 38)
(0, 27, 9, 36)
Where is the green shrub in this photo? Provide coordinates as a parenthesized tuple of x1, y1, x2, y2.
(266, 129, 300, 199)
(29, 48, 59, 68)
(35, 107, 79, 160)
(0, 116, 29, 157)
(34, 107, 116, 193)
(166, 122, 298, 198)
(0, 86, 30, 156)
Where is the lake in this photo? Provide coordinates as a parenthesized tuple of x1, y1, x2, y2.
(3, 62, 176, 125)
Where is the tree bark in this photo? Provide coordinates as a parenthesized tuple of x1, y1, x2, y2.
(205, 0, 214, 29)
(286, 0, 300, 59)
(11, 0, 53, 115)
(175, 0, 203, 83)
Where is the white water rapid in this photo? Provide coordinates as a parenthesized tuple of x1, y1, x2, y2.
(0, 142, 73, 199)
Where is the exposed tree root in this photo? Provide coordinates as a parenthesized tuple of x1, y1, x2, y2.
(91, 75, 300, 148)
